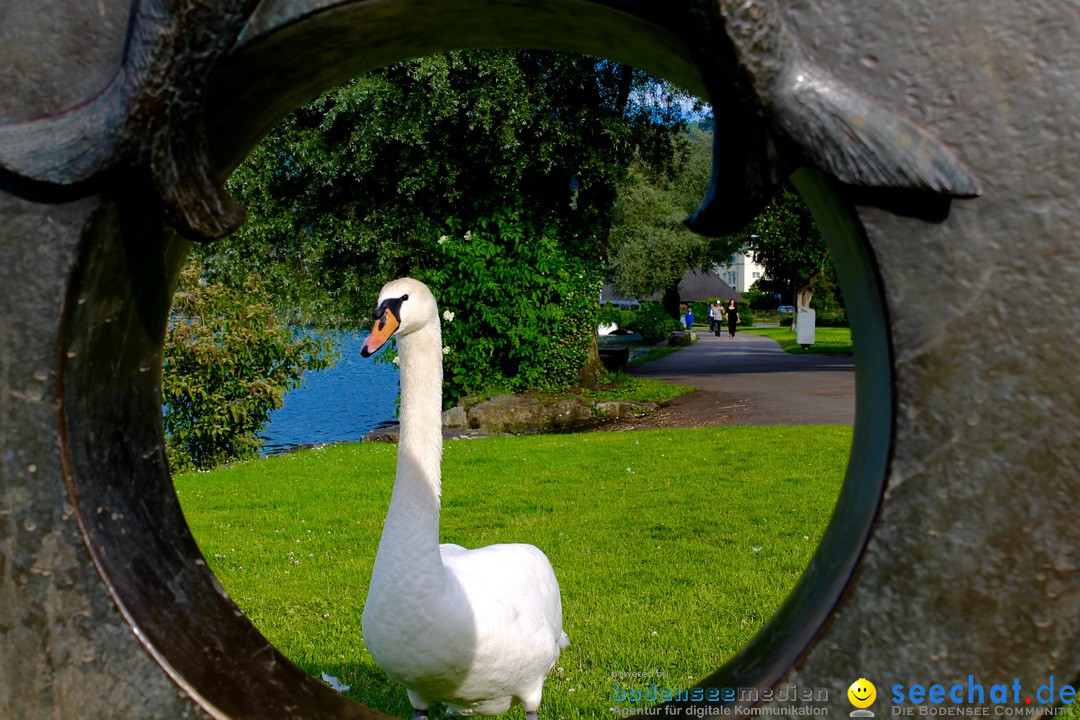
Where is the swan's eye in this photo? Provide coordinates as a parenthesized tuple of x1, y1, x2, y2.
(374, 295, 408, 331)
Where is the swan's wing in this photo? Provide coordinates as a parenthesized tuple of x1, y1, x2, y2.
(443, 543, 564, 641)
(440, 543, 468, 555)
(443, 544, 559, 597)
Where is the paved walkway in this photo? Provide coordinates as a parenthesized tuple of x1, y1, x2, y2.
(630, 329, 855, 426)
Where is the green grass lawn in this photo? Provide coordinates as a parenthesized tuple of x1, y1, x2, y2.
(742, 326, 853, 355)
(174, 426, 852, 719)
(533, 374, 695, 406)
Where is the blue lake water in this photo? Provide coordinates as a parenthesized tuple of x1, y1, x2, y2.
(260, 330, 400, 455)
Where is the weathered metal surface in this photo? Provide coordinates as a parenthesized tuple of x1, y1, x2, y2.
(0, 0, 1077, 718)
(0, 0, 261, 240)
(0, 0, 975, 242)
(773, 0, 1080, 701)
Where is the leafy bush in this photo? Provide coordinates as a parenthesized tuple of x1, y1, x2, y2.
(163, 262, 336, 471)
(421, 210, 604, 405)
(617, 309, 638, 329)
(598, 305, 638, 334)
(688, 301, 711, 322)
(738, 301, 755, 327)
(627, 302, 682, 341)
(815, 311, 849, 327)
(742, 284, 774, 311)
(599, 303, 625, 326)
(776, 310, 848, 329)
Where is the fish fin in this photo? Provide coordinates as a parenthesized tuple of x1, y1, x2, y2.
(0, 75, 244, 241)
(0, 75, 126, 185)
(151, 125, 246, 241)
(774, 59, 980, 198)
(684, 122, 785, 237)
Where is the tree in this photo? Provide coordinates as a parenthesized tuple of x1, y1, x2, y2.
(744, 183, 829, 330)
(163, 261, 335, 470)
(606, 125, 743, 318)
(197, 50, 695, 400)
(421, 210, 604, 402)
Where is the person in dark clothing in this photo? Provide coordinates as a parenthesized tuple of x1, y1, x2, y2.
(725, 299, 740, 339)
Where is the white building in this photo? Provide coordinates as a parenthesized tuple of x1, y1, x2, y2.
(713, 249, 766, 294)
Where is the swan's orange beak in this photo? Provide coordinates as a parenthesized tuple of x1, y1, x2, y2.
(360, 307, 400, 357)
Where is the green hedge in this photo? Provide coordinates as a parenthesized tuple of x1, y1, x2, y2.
(626, 302, 681, 341)
(779, 310, 848, 328)
(420, 210, 603, 405)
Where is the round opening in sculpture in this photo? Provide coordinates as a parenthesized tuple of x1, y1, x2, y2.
(163, 50, 881, 719)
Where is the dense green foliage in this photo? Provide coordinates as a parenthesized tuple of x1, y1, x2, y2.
(740, 285, 774, 311)
(598, 303, 634, 328)
(624, 302, 683, 341)
(606, 125, 743, 315)
(163, 262, 335, 470)
(174, 426, 851, 719)
(198, 50, 697, 400)
(745, 183, 840, 313)
(777, 311, 848, 328)
(419, 211, 603, 402)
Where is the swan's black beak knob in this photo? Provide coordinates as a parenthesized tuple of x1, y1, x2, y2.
(361, 296, 407, 357)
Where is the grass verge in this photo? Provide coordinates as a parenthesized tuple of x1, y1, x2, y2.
(742, 326, 853, 355)
(174, 426, 852, 719)
(627, 343, 690, 367)
(581, 374, 694, 405)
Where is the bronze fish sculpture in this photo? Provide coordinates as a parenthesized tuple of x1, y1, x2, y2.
(676, 0, 980, 233)
(0, 0, 978, 242)
(0, 0, 261, 240)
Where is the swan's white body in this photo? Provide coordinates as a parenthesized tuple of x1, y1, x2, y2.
(361, 278, 568, 717)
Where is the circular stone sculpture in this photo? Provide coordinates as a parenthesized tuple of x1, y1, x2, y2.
(0, 1, 1076, 718)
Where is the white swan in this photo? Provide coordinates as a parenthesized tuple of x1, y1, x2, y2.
(359, 278, 568, 720)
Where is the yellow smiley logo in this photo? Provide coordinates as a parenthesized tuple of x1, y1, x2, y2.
(848, 678, 877, 708)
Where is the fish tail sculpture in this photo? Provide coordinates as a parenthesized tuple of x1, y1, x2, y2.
(0, 0, 258, 240)
(0, 0, 979, 241)
(680, 0, 981, 235)
(0, 74, 128, 187)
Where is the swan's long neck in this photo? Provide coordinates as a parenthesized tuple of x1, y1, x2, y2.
(373, 319, 445, 587)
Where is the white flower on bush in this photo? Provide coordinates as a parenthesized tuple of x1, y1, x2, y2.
(443, 346, 451, 355)
(392, 357, 400, 365)
(443, 310, 455, 322)
(438, 234, 448, 245)
(464, 230, 473, 241)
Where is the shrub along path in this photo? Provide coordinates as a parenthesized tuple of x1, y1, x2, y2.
(607, 330, 855, 430)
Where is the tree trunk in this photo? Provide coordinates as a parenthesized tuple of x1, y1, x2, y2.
(791, 286, 814, 332)
(662, 283, 681, 320)
(578, 329, 605, 389)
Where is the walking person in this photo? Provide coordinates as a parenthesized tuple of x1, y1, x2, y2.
(708, 301, 719, 335)
(725, 299, 740, 339)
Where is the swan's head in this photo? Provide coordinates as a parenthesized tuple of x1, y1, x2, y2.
(360, 277, 438, 358)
